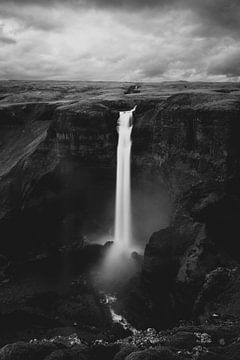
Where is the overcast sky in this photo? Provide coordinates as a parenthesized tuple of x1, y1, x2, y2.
(0, 0, 239, 81)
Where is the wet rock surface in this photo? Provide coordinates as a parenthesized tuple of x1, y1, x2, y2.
(2, 320, 240, 359)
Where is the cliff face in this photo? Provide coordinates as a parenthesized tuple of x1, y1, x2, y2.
(134, 92, 240, 190)
(136, 94, 240, 329)
(0, 103, 59, 220)
(1, 93, 238, 218)
(0, 82, 240, 331)
(1, 82, 239, 186)
(0, 84, 239, 250)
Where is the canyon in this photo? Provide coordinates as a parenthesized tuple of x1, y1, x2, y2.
(0, 80, 240, 360)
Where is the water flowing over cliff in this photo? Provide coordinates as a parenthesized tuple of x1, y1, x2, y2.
(114, 107, 135, 253)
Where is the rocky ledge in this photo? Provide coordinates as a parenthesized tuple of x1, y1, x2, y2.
(2, 318, 240, 359)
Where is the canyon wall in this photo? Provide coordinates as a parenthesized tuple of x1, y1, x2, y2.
(1, 83, 240, 330)
(0, 89, 239, 240)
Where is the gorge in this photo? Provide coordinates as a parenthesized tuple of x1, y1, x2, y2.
(0, 80, 240, 360)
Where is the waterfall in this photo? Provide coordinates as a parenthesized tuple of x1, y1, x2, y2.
(99, 106, 137, 283)
(114, 106, 136, 253)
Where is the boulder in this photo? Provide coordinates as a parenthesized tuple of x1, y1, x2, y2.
(125, 348, 178, 360)
(89, 343, 120, 360)
(170, 331, 197, 350)
(223, 342, 240, 360)
(44, 349, 87, 360)
(198, 352, 224, 360)
(0, 341, 58, 360)
(113, 345, 138, 360)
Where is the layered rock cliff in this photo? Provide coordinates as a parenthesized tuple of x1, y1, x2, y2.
(0, 81, 240, 337)
(1, 81, 239, 217)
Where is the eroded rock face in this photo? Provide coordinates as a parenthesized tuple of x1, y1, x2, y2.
(128, 93, 240, 330)
(1, 85, 239, 221)
(0, 103, 58, 219)
(1, 81, 240, 336)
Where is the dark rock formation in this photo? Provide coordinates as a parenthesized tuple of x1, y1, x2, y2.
(1, 81, 240, 358)
(125, 348, 178, 360)
(113, 345, 138, 360)
(124, 90, 240, 331)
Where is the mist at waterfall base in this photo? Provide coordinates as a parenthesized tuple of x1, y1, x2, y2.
(97, 108, 171, 285)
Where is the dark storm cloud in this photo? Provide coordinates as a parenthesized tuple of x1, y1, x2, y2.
(190, 0, 240, 36)
(0, 36, 16, 44)
(90, 0, 240, 35)
(2, 0, 240, 35)
(140, 61, 169, 78)
(0, 7, 64, 31)
(208, 49, 240, 77)
(0, 0, 240, 80)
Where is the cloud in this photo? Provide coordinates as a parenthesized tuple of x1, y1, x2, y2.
(0, 24, 16, 44)
(0, 0, 239, 81)
(142, 62, 168, 78)
(2, 0, 240, 35)
(0, 30, 16, 44)
(208, 48, 240, 77)
(0, 4, 65, 31)
(0, 36, 16, 44)
(88, 0, 240, 38)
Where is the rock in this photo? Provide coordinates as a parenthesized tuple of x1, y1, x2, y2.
(140, 227, 181, 328)
(140, 219, 204, 329)
(125, 348, 178, 360)
(193, 194, 240, 262)
(0, 308, 61, 335)
(0, 342, 34, 360)
(107, 323, 132, 341)
(57, 293, 109, 328)
(224, 342, 240, 360)
(198, 352, 224, 360)
(1, 83, 238, 261)
(170, 331, 197, 349)
(1, 81, 240, 354)
(0, 255, 9, 269)
(177, 225, 209, 283)
(131, 252, 143, 266)
(181, 182, 224, 219)
(44, 349, 73, 360)
(195, 332, 212, 345)
(193, 267, 234, 318)
(0, 102, 58, 221)
(103, 241, 114, 250)
(0, 341, 58, 360)
(113, 345, 138, 360)
(46, 334, 82, 348)
(89, 343, 120, 360)
(143, 227, 179, 279)
(44, 349, 87, 360)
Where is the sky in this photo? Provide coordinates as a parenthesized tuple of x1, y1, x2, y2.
(0, 0, 240, 81)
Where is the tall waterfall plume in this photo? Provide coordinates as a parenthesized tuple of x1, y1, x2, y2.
(114, 106, 136, 253)
(98, 106, 137, 284)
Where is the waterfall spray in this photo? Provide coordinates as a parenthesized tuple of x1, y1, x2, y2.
(114, 106, 136, 253)
(99, 106, 137, 284)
